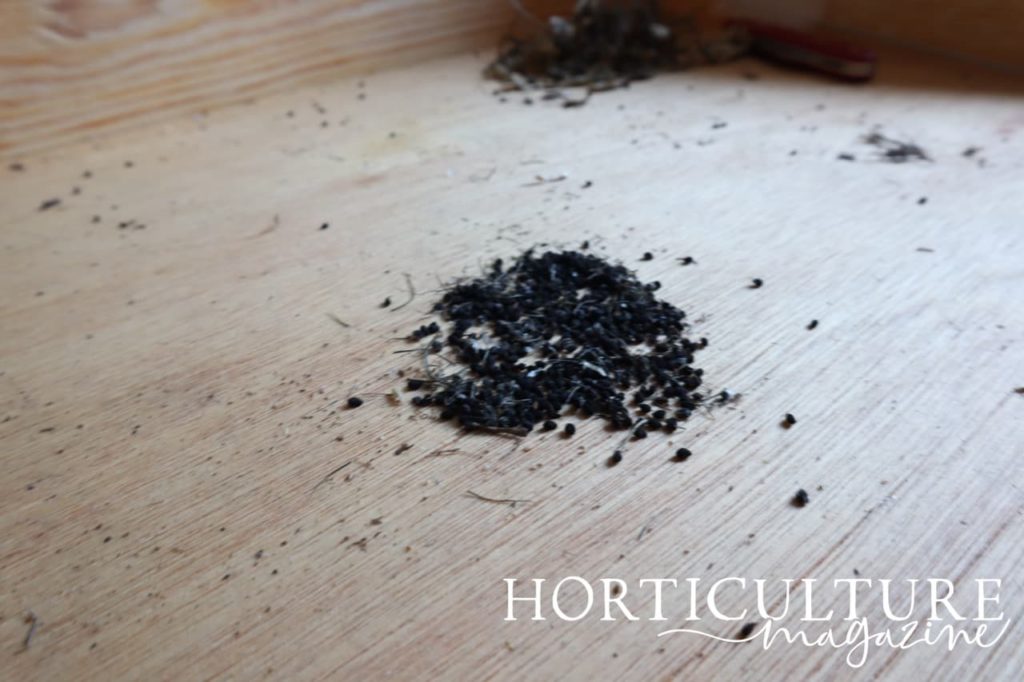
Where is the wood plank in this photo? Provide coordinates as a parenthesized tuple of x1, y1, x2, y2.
(1, 47, 1023, 680)
(0, 0, 519, 159)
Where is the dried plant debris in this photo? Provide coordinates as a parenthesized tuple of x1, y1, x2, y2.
(487, 1, 745, 103)
(861, 131, 931, 163)
(399, 249, 713, 455)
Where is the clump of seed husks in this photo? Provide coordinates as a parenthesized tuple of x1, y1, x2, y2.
(486, 0, 745, 104)
(861, 130, 931, 164)
(402, 250, 717, 456)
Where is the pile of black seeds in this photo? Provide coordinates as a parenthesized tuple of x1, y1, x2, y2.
(401, 250, 711, 447)
(485, 2, 748, 104)
(490, 1, 676, 92)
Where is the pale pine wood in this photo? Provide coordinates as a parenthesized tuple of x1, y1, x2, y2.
(1, 48, 1023, 680)
(0, 0, 520, 159)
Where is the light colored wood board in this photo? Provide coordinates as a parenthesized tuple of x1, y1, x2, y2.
(1, 48, 1024, 680)
(823, 0, 1024, 71)
(0, 0, 517, 160)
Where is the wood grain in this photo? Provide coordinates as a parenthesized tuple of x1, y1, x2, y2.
(0, 0, 521, 160)
(1, 47, 1023, 680)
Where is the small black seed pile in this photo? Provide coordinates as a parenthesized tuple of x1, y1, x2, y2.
(486, 2, 678, 97)
(485, 2, 748, 104)
(402, 250, 709, 445)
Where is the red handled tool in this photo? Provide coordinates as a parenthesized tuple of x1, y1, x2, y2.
(730, 19, 877, 82)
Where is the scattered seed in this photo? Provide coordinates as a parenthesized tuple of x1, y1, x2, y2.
(792, 489, 810, 507)
(346, 397, 363, 408)
(673, 448, 691, 461)
(783, 413, 797, 427)
(749, 278, 763, 289)
(807, 319, 818, 330)
(862, 131, 930, 163)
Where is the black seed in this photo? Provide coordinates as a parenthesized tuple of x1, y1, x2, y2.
(749, 278, 763, 289)
(678, 256, 695, 265)
(542, 420, 557, 431)
(346, 397, 363, 408)
(407, 379, 424, 390)
(652, 409, 666, 420)
(633, 427, 647, 439)
(608, 451, 623, 466)
(673, 447, 691, 461)
(807, 319, 818, 330)
(391, 249, 710, 443)
(738, 622, 756, 638)
(563, 423, 576, 437)
(380, 297, 391, 308)
(641, 252, 653, 261)
(792, 489, 810, 507)
(319, 222, 329, 230)
(783, 413, 797, 427)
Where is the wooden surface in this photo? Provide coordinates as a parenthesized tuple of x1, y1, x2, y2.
(0, 0, 519, 160)
(5, 0, 1022, 160)
(823, 0, 1024, 71)
(2, 48, 1024, 680)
